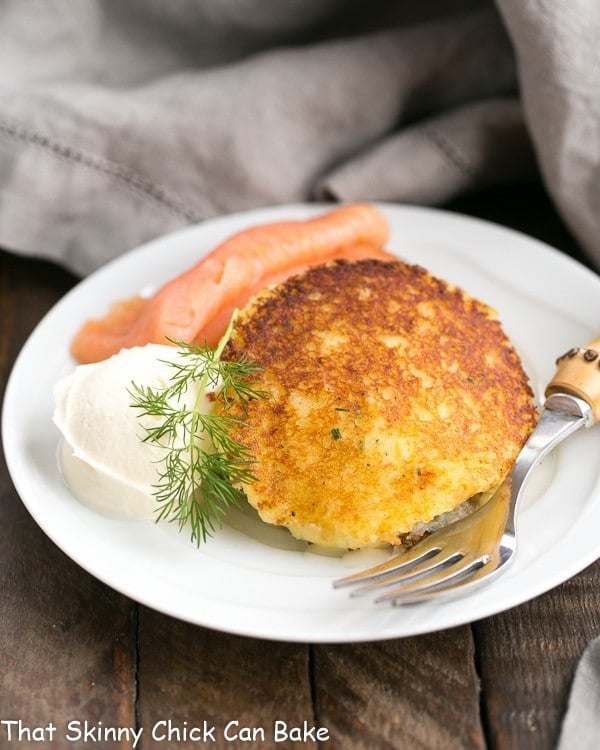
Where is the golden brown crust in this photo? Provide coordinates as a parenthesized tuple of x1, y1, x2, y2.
(222, 259, 537, 549)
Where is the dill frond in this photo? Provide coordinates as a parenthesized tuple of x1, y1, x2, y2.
(128, 315, 268, 545)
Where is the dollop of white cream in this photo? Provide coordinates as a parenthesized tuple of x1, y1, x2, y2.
(53, 344, 214, 519)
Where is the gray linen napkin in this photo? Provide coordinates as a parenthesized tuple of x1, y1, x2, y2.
(1, 1, 598, 274)
(496, 0, 600, 272)
(0, 0, 528, 275)
(557, 636, 600, 750)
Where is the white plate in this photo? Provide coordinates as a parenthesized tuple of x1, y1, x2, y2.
(3, 203, 600, 643)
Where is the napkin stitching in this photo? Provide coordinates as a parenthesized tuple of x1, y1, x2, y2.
(417, 123, 476, 178)
(0, 116, 204, 223)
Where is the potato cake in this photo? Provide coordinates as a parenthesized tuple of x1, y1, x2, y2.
(222, 258, 537, 549)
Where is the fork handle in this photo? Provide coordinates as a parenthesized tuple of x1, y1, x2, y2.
(546, 335, 600, 424)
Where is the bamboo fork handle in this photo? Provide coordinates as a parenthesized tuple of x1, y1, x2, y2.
(545, 335, 600, 424)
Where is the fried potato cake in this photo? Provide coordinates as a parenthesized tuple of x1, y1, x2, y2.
(222, 259, 537, 549)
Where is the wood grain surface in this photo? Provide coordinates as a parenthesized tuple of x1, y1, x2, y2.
(313, 630, 484, 750)
(2, 187, 600, 750)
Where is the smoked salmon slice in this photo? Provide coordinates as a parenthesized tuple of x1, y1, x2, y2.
(71, 204, 391, 363)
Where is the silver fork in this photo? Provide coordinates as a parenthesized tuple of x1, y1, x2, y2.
(334, 336, 600, 605)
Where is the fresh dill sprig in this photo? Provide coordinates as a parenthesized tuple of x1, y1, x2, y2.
(128, 314, 268, 546)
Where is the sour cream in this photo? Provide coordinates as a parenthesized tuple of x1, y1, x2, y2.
(53, 344, 213, 519)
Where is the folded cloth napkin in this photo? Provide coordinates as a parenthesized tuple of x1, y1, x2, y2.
(0, 0, 597, 275)
(497, 0, 600, 272)
(557, 635, 600, 750)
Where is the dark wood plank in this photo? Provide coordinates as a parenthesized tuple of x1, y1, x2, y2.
(136, 608, 314, 749)
(475, 559, 600, 750)
(313, 628, 485, 750)
(0, 250, 137, 749)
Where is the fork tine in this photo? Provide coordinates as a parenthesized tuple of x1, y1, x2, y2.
(348, 549, 464, 598)
(374, 552, 492, 604)
(333, 536, 444, 589)
(333, 501, 492, 590)
(388, 542, 515, 605)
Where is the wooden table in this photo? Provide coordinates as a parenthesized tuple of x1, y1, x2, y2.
(2, 187, 600, 750)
